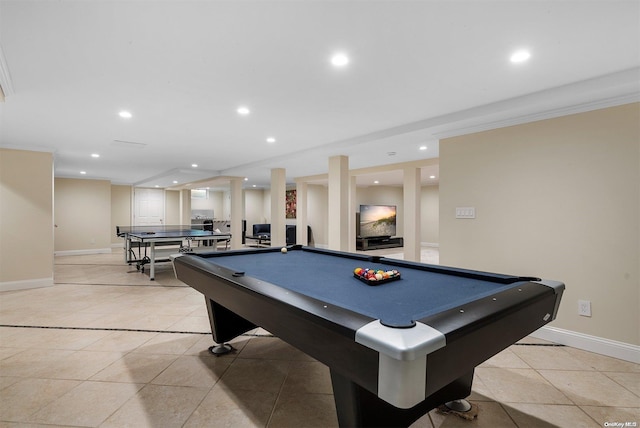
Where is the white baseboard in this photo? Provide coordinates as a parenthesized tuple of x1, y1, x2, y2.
(0, 277, 54, 292)
(54, 248, 112, 256)
(315, 243, 439, 250)
(531, 325, 640, 364)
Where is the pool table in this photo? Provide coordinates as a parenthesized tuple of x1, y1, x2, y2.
(173, 246, 564, 427)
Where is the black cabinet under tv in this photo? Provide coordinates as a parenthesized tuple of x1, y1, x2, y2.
(356, 236, 404, 251)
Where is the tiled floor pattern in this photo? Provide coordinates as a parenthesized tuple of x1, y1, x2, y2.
(0, 249, 638, 427)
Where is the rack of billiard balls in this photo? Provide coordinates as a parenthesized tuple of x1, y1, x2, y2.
(353, 267, 401, 285)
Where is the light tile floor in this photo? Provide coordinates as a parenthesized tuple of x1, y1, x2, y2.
(1, 249, 638, 427)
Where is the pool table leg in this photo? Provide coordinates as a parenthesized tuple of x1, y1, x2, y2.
(205, 298, 257, 343)
(329, 369, 474, 427)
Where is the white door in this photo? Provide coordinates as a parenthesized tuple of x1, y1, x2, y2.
(134, 188, 165, 225)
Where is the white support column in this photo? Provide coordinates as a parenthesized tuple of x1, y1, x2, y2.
(328, 155, 349, 251)
(271, 168, 286, 247)
(348, 175, 357, 253)
(403, 167, 421, 262)
(296, 180, 308, 245)
(179, 190, 191, 225)
(229, 178, 243, 250)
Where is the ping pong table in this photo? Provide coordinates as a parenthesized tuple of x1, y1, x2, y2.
(117, 225, 232, 280)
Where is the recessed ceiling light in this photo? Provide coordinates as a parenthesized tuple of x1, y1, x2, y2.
(510, 50, 531, 63)
(91, 153, 100, 158)
(252, 184, 257, 188)
(244, 177, 249, 181)
(237, 106, 250, 115)
(266, 137, 276, 143)
(419, 146, 427, 151)
(173, 180, 178, 184)
(80, 171, 87, 175)
(374, 180, 379, 184)
(331, 53, 349, 67)
(191, 164, 198, 168)
(155, 185, 159, 188)
(430, 175, 436, 179)
(118, 111, 132, 119)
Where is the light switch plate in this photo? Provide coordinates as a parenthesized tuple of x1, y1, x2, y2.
(455, 207, 476, 219)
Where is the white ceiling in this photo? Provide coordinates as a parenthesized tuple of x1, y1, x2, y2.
(1, 1, 638, 190)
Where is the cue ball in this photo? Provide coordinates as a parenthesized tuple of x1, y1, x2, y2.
(281, 247, 287, 254)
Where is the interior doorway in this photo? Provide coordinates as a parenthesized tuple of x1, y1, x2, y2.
(134, 188, 165, 225)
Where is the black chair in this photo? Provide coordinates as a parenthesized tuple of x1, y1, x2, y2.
(203, 220, 214, 246)
(247, 224, 271, 246)
(286, 225, 312, 245)
(252, 223, 271, 236)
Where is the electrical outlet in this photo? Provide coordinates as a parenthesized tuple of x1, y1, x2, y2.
(578, 300, 592, 317)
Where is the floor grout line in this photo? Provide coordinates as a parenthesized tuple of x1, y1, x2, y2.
(0, 324, 275, 338)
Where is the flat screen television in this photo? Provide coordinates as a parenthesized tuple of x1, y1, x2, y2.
(359, 204, 396, 238)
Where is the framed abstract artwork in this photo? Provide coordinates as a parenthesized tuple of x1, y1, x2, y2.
(286, 189, 296, 219)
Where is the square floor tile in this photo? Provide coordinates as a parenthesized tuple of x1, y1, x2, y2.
(427, 401, 516, 428)
(101, 384, 209, 428)
(269, 390, 338, 428)
(475, 367, 573, 404)
(150, 354, 231, 387)
(134, 332, 202, 355)
(580, 405, 640, 427)
(27, 381, 143, 427)
(281, 361, 333, 395)
(504, 403, 601, 427)
(184, 383, 277, 427)
(238, 336, 314, 361)
(90, 352, 178, 383)
(510, 345, 594, 370)
(0, 378, 81, 422)
(539, 370, 640, 407)
(82, 330, 158, 352)
(221, 358, 290, 393)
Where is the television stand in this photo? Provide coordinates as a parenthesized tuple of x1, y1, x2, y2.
(356, 236, 404, 251)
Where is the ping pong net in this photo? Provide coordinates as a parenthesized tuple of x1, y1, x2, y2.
(116, 224, 211, 236)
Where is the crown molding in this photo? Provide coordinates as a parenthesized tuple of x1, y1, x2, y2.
(133, 167, 222, 188)
(433, 68, 640, 139)
(434, 92, 640, 140)
(0, 143, 54, 153)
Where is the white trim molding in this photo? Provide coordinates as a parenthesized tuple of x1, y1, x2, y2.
(1, 277, 53, 292)
(54, 248, 112, 256)
(531, 325, 640, 364)
(421, 242, 439, 248)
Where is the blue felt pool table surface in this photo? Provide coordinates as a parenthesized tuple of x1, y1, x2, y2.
(196, 247, 531, 328)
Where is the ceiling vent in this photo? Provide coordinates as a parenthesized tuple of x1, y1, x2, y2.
(111, 140, 147, 149)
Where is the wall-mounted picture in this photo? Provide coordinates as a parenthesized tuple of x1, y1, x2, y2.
(286, 190, 297, 219)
